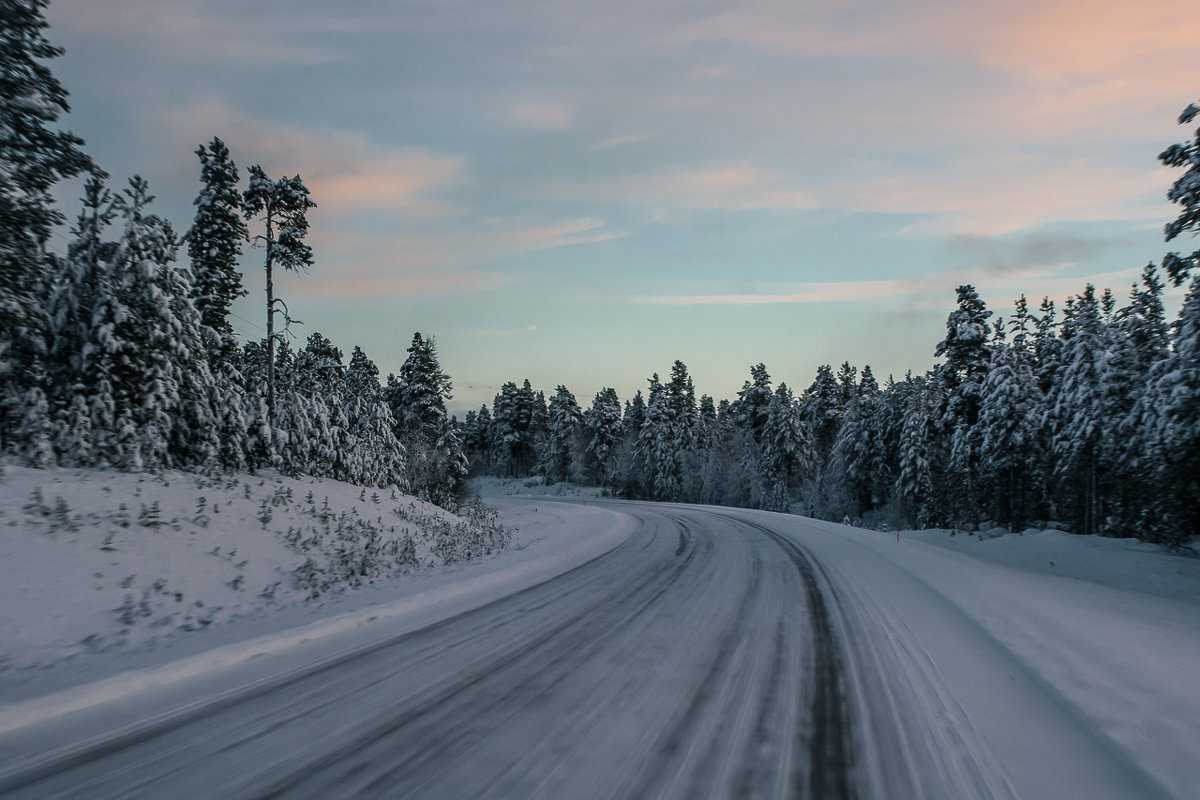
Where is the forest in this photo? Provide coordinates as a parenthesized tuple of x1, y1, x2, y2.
(2, 1, 1198, 547)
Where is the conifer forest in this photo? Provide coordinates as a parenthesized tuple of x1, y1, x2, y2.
(3, 0, 1199, 549)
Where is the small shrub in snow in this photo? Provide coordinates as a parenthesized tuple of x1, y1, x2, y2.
(137, 501, 162, 528)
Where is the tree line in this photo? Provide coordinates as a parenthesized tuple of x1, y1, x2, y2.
(0, 2, 465, 507)
(460, 101, 1200, 548)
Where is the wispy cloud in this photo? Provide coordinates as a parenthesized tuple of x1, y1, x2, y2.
(50, 0, 340, 65)
(625, 264, 1145, 309)
(288, 271, 509, 300)
(589, 132, 655, 150)
(556, 161, 818, 215)
(165, 100, 467, 221)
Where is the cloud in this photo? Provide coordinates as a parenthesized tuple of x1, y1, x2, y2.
(556, 161, 818, 215)
(831, 157, 1168, 236)
(164, 100, 466, 221)
(625, 264, 1144, 309)
(50, 0, 340, 65)
(589, 132, 656, 150)
(288, 271, 509, 299)
(945, 231, 1114, 275)
(512, 101, 575, 132)
(662, 9, 891, 56)
(282, 218, 623, 300)
(628, 279, 911, 306)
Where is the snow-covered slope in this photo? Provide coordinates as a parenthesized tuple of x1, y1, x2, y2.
(0, 465, 510, 682)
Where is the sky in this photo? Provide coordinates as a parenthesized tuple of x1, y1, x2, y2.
(42, 0, 1200, 414)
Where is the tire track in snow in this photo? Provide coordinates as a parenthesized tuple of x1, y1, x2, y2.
(726, 515, 857, 800)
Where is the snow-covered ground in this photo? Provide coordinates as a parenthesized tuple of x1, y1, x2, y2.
(2, 471, 1198, 797)
(780, 516, 1200, 799)
(0, 466, 630, 706)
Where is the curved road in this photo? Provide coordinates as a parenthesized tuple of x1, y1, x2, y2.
(0, 500, 1175, 799)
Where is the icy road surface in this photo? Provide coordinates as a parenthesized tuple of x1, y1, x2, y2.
(0, 500, 1189, 799)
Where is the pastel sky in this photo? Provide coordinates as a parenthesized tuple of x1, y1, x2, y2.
(45, 0, 1199, 414)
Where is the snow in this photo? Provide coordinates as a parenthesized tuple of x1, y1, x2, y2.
(2, 472, 1198, 796)
(781, 517, 1200, 799)
(0, 466, 629, 707)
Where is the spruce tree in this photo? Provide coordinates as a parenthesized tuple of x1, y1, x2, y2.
(388, 333, 464, 504)
(978, 343, 1043, 530)
(758, 383, 810, 512)
(1052, 286, 1107, 534)
(0, 0, 96, 453)
(1159, 100, 1200, 285)
(188, 137, 248, 364)
(541, 385, 583, 484)
(584, 387, 623, 490)
(1145, 273, 1200, 544)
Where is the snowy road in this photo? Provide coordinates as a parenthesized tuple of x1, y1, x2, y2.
(0, 500, 1186, 799)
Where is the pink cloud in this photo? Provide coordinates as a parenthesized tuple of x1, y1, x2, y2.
(164, 100, 466, 221)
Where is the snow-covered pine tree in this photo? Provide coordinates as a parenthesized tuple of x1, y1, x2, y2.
(801, 364, 841, 464)
(188, 137, 248, 366)
(896, 375, 939, 528)
(933, 285, 993, 527)
(42, 176, 118, 464)
(463, 404, 492, 474)
(694, 395, 732, 505)
(344, 345, 404, 487)
(634, 374, 680, 501)
(388, 333, 464, 505)
(935, 284, 993, 429)
(584, 387, 623, 490)
(757, 383, 810, 512)
(540, 385, 583, 484)
(977, 341, 1043, 531)
(618, 390, 647, 495)
(0, 0, 96, 457)
(732, 363, 773, 443)
(1052, 285, 1108, 535)
(1101, 265, 1171, 532)
(109, 176, 218, 470)
(1159, 100, 1200, 285)
(665, 360, 698, 452)
(1143, 272, 1200, 545)
(242, 165, 315, 423)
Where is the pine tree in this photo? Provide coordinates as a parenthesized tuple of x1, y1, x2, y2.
(1159, 100, 1200, 285)
(732, 363, 773, 442)
(584, 387, 623, 490)
(0, 0, 96, 454)
(935, 284, 993, 428)
(1052, 285, 1107, 535)
(242, 165, 315, 423)
(387, 333, 464, 504)
(188, 137, 248, 365)
(977, 342, 1043, 530)
(634, 374, 681, 501)
(1144, 273, 1200, 544)
(897, 376, 939, 528)
(344, 345, 404, 487)
(758, 383, 811, 512)
(107, 178, 189, 470)
(541, 385, 583, 484)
